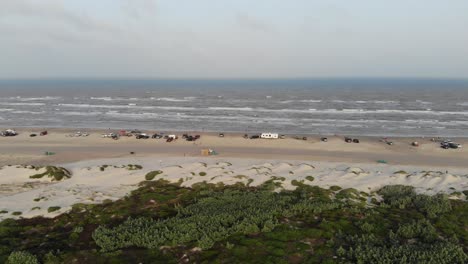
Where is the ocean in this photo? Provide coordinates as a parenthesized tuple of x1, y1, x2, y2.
(0, 79, 468, 137)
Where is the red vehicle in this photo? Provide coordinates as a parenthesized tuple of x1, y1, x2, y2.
(40, 131, 48, 136)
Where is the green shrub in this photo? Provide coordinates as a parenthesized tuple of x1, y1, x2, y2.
(378, 185, 416, 208)
(0, 210, 8, 214)
(47, 206, 61, 213)
(92, 188, 341, 252)
(6, 251, 38, 264)
(145, 170, 163, 181)
(305, 176, 314, 182)
(11, 212, 22, 216)
(335, 188, 360, 200)
(199, 172, 207, 176)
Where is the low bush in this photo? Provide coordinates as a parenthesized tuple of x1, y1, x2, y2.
(47, 206, 61, 213)
(145, 170, 163, 181)
(6, 251, 38, 264)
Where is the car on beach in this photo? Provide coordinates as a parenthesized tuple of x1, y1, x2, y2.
(250, 135, 260, 139)
(136, 133, 150, 139)
(102, 133, 119, 139)
(448, 142, 462, 149)
(152, 133, 163, 139)
(0, 129, 18, 137)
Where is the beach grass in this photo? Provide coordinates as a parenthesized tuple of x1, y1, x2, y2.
(29, 166, 71, 181)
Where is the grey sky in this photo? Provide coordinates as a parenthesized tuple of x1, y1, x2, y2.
(1, 0, 468, 79)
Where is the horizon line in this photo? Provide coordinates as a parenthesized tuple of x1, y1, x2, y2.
(1, 77, 468, 82)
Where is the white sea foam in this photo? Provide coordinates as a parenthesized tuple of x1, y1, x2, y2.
(209, 107, 254, 111)
(59, 111, 103, 116)
(58, 103, 155, 110)
(11, 111, 45, 114)
(155, 97, 192, 102)
(0, 102, 45, 106)
(15, 96, 61, 101)
(90, 97, 113, 101)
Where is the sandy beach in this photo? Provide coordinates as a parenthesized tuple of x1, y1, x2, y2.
(0, 128, 467, 220)
(0, 128, 467, 167)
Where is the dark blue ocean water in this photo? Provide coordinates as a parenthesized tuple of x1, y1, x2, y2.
(0, 79, 468, 137)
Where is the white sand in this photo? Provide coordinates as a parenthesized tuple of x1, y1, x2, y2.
(0, 157, 467, 220)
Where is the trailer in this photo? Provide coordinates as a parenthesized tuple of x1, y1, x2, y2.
(261, 133, 279, 139)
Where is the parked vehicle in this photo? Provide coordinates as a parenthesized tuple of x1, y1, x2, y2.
(345, 137, 352, 143)
(119, 130, 133, 137)
(1, 129, 18, 137)
(167, 135, 178, 140)
(102, 132, 118, 139)
(136, 134, 149, 139)
(129, 129, 142, 135)
(184, 134, 200, 141)
(243, 134, 249, 139)
(74, 131, 89, 137)
(250, 135, 260, 139)
(40, 131, 48, 136)
(261, 133, 279, 139)
(448, 142, 462, 149)
(219, 133, 225, 137)
(353, 139, 360, 143)
(152, 133, 163, 139)
(321, 137, 328, 142)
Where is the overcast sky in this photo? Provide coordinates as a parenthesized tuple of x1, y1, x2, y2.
(1, 0, 468, 79)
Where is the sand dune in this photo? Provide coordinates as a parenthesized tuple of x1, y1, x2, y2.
(0, 157, 467, 220)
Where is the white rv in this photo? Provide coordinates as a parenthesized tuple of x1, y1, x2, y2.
(261, 133, 279, 139)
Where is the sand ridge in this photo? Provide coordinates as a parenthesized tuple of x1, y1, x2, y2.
(0, 156, 467, 220)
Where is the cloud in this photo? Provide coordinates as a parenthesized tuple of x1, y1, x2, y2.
(0, 0, 121, 33)
(121, 0, 157, 19)
(235, 13, 272, 33)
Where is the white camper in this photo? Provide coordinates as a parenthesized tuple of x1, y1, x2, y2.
(261, 133, 279, 139)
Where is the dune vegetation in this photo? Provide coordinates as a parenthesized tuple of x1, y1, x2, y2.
(29, 166, 71, 181)
(0, 180, 466, 263)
